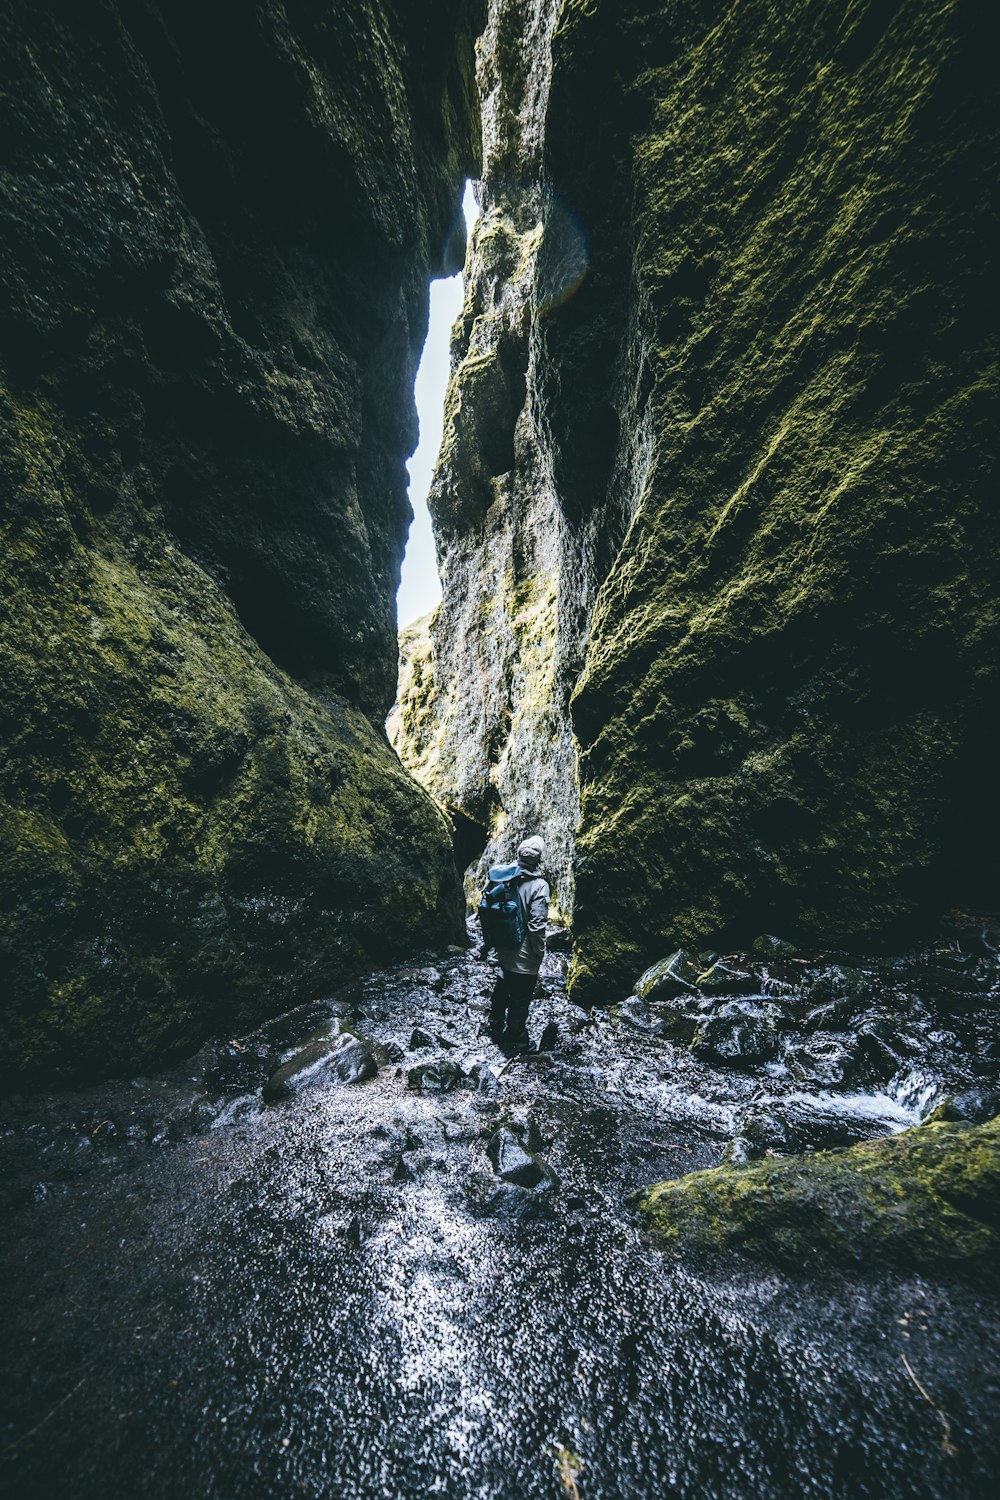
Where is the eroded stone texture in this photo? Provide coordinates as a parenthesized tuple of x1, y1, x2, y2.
(395, 0, 998, 996)
(565, 0, 999, 998)
(390, 0, 584, 919)
(0, 0, 484, 1079)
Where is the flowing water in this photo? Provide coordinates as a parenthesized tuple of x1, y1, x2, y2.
(3, 924, 999, 1499)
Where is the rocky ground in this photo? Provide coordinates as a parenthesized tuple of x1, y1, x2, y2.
(2, 922, 998, 1499)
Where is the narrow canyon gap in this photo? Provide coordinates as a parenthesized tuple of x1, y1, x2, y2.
(396, 182, 481, 633)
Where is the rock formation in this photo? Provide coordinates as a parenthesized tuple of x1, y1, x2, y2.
(637, 1116, 1000, 1277)
(393, 0, 999, 998)
(0, 0, 484, 1080)
(391, 0, 584, 919)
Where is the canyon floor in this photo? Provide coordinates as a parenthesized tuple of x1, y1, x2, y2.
(2, 926, 999, 1499)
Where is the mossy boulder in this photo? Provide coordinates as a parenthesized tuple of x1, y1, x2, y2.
(0, 0, 485, 1081)
(636, 1117, 1000, 1276)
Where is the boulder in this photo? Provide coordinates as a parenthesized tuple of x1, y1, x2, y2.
(635, 951, 700, 1001)
(546, 925, 574, 953)
(927, 1088, 1000, 1126)
(751, 934, 799, 961)
(739, 1095, 902, 1159)
(690, 1002, 783, 1068)
(263, 1031, 377, 1102)
(485, 1126, 556, 1190)
(691, 957, 760, 997)
(204, 1041, 279, 1091)
(786, 1017, 901, 1089)
(405, 1059, 469, 1094)
(636, 1118, 1000, 1276)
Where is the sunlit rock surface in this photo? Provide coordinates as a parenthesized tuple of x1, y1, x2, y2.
(393, 0, 998, 996)
(390, 0, 583, 918)
(0, 0, 484, 1080)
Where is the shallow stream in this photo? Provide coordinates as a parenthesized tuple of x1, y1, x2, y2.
(3, 924, 999, 1498)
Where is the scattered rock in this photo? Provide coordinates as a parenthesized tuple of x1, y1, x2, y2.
(465, 1061, 501, 1093)
(690, 1002, 783, 1067)
(611, 995, 650, 1028)
(497, 1107, 545, 1153)
(263, 1030, 378, 1102)
(398, 966, 442, 988)
(803, 999, 858, 1032)
(787, 1032, 853, 1087)
(165, 1100, 218, 1142)
(751, 934, 799, 960)
(408, 1027, 436, 1051)
(487, 1134, 545, 1188)
(485, 1126, 557, 1190)
(635, 950, 700, 1001)
(800, 965, 870, 1011)
(648, 995, 708, 1043)
(927, 1087, 1000, 1125)
(405, 1059, 469, 1093)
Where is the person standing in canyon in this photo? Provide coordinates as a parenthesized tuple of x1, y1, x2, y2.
(485, 835, 550, 1054)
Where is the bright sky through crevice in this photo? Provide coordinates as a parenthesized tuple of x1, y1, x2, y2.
(395, 181, 479, 629)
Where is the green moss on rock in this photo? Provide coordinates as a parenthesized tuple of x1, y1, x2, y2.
(0, 2, 484, 1081)
(637, 1117, 1000, 1276)
(552, 0, 998, 998)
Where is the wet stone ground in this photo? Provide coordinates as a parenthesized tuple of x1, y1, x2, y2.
(2, 922, 999, 1499)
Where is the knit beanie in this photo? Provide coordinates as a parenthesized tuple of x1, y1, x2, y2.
(517, 835, 544, 870)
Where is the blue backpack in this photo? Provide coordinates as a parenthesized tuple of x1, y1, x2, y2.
(477, 864, 525, 952)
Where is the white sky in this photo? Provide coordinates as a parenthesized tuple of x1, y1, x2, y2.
(396, 181, 480, 629)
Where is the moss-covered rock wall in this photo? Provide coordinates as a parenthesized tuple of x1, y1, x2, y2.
(566, 0, 999, 999)
(0, 0, 484, 1080)
(395, 0, 998, 997)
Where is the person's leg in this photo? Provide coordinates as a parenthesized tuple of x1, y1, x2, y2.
(504, 972, 536, 1052)
(488, 970, 510, 1039)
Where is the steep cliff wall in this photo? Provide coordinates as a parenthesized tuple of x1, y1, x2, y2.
(394, 0, 998, 997)
(390, 0, 590, 917)
(0, 0, 484, 1080)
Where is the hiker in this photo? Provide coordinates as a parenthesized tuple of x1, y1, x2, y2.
(482, 834, 549, 1054)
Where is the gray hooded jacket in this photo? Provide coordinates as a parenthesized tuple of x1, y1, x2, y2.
(496, 870, 550, 976)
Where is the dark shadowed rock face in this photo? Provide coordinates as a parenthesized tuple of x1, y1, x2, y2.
(0, 0, 484, 1081)
(393, 0, 998, 998)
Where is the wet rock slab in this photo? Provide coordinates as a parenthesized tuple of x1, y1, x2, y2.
(262, 1027, 378, 1102)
